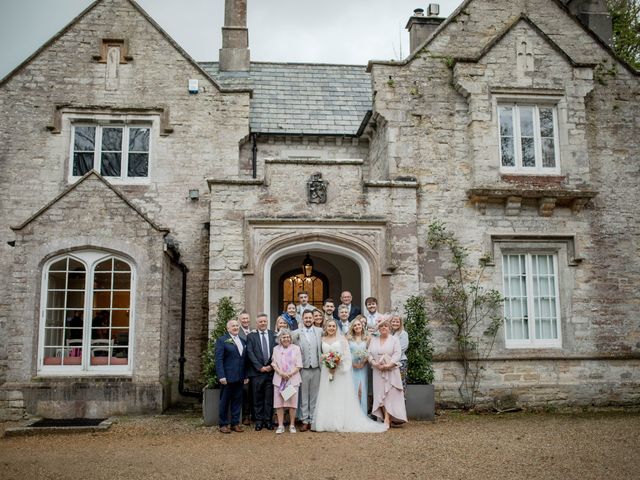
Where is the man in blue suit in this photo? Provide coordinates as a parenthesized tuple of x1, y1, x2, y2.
(215, 319, 248, 433)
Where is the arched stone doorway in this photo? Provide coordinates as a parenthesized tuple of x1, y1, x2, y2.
(257, 238, 376, 326)
(270, 251, 362, 320)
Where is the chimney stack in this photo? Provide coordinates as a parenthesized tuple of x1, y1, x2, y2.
(406, 4, 446, 54)
(219, 0, 250, 72)
(566, 0, 612, 46)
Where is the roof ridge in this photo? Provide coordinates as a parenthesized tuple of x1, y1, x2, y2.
(199, 60, 368, 69)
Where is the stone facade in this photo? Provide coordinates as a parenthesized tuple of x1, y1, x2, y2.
(0, 0, 638, 418)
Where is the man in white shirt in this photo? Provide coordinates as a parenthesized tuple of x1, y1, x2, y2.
(364, 297, 383, 335)
(296, 291, 314, 323)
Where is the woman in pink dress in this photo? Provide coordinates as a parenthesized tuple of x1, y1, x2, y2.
(271, 329, 303, 434)
(368, 319, 408, 427)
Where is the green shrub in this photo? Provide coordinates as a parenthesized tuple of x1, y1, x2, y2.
(202, 297, 237, 388)
(404, 295, 434, 385)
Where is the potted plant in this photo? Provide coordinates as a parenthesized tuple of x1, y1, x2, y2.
(404, 295, 436, 421)
(202, 296, 236, 426)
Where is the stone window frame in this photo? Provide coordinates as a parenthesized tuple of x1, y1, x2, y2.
(66, 112, 157, 185)
(492, 92, 564, 176)
(492, 239, 573, 350)
(37, 250, 136, 377)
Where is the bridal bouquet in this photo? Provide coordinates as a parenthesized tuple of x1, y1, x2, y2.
(321, 352, 342, 381)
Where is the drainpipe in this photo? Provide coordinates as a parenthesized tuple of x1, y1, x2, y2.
(178, 261, 201, 398)
(251, 132, 258, 179)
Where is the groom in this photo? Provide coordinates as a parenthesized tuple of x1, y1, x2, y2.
(292, 310, 322, 432)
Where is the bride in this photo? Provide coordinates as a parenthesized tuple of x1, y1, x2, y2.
(312, 319, 388, 433)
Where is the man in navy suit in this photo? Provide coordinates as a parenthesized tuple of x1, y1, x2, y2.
(246, 313, 277, 431)
(333, 290, 361, 321)
(215, 319, 248, 433)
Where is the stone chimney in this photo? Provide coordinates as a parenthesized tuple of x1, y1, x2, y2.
(219, 0, 250, 72)
(406, 5, 446, 54)
(566, 0, 612, 46)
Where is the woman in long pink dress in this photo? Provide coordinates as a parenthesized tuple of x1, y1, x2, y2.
(271, 329, 303, 434)
(368, 319, 408, 426)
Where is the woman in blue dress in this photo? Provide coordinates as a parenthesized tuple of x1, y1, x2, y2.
(347, 316, 370, 414)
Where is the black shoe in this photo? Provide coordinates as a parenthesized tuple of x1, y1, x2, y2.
(265, 422, 274, 430)
(255, 423, 263, 431)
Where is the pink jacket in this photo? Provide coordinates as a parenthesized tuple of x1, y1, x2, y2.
(271, 344, 303, 387)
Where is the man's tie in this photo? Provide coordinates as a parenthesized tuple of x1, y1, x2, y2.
(233, 335, 243, 355)
(260, 331, 269, 363)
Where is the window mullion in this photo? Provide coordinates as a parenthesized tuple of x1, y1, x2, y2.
(513, 105, 522, 169)
(82, 264, 93, 371)
(533, 106, 543, 172)
(94, 126, 102, 174)
(122, 127, 129, 181)
(525, 254, 536, 344)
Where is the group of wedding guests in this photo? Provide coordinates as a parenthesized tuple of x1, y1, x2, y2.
(215, 290, 409, 434)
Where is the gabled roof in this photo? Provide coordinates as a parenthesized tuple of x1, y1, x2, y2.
(201, 62, 372, 136)
(367, 0, 639, 76)
(0, 0, 250, 95)
(454, 14, 596, 68)
(11, 171, 170, 233)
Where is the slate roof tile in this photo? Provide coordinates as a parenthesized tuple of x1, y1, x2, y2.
(200, 62, 372, 135)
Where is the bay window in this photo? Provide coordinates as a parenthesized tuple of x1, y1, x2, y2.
(39, 251, 134, 374)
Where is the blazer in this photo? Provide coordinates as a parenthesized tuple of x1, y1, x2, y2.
(291, 326, 323, 368)
(238, 327, 253, 342)
(246, 329, 277, 378)
(215, 333, 247, 383)
(333, 305, 361, 322)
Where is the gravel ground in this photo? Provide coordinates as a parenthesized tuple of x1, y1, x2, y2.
(1, 409, 639, 480)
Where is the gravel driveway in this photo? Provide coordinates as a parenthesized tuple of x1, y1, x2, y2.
(1, 409, 639, 480)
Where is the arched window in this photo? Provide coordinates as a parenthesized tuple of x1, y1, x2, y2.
(39, 251, 134, 374)
(279, 270, 328, 313)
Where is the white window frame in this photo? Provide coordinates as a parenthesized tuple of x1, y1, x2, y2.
(67, 113, 155, 184)
(37, 251, 136, 376)
(502, 252, 562, 349)
(497, 102, 561, 175)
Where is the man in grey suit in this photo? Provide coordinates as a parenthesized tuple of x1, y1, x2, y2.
(237, 311, 253, 425)
(292, 310, 322, 431)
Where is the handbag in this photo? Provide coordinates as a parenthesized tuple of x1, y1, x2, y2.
(280, 384, 296, 401)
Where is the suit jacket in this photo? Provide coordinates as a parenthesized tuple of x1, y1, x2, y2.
(291, 326, 323, 368)
(246, 329, 277, 378)
(215, 333, 247, 383)
(238, 327, 252, 342)
(333, 304, 361, 322)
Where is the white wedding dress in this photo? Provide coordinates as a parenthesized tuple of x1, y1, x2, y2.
(312, 338, 388, 433)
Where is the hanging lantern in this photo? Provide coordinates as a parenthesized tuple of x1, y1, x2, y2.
(302, 253, 314, 278)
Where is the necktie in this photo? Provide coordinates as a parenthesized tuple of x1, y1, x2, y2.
(260, 331, 269, 363)
(233, 335, 243, 355)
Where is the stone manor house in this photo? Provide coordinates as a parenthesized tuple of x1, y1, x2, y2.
(0, 0, 638, 418)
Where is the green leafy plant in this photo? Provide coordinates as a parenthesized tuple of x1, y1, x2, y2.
(202, 297, 237, 388)
(608, 0, 640, 69)
(427, 220, 503, 408)
(404, 295, 434, 384)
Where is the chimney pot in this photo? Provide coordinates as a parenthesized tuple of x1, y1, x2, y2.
(427, 4, 440, 17)
(413, 8, 425, 16)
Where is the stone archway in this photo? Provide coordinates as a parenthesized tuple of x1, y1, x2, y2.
(269, 249, 363, 321)
(263, 240, 372, 324)
(242, 221, 391, 326)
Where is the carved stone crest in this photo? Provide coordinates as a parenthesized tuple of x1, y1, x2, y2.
(307, 172, 328, 204)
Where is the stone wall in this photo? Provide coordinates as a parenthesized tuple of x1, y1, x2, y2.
(0, 0, 250, 414)
(368, 0, 640, 406)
